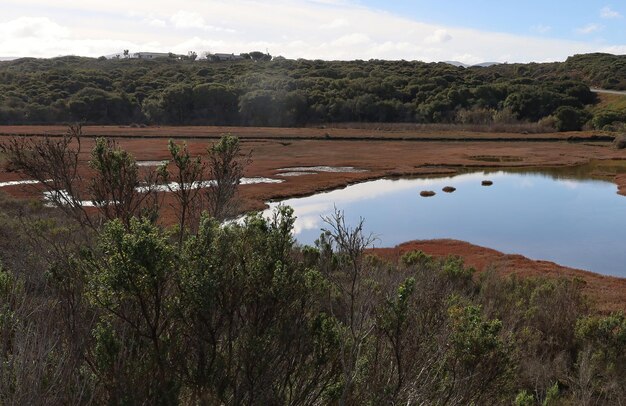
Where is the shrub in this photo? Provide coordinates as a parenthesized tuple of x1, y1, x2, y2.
(401, 250, 432, 267)
(592, 110, 625, 129)
(456, 107, 494, 125)
(538, 115, 557, 131)
(553, 106, 590, 132)
(613, 134, 626, 149)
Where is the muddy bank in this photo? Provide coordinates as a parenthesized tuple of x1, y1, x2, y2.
(617, 174, 626, 196)
(372, 239, 626, 314)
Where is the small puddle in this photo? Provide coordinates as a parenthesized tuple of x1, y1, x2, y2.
(137, 177, 283, 193)
(277, 166, 367, 174)
(43, 190, 113, 208)
(240, 177, 284, 185)
(136, 177, 284, 192)
(469, 155, 523, 163)
(277, 172, 317, 177)
(137, 160, 168, 167)
(44, 177, 284, 204)
(0, 180, 41, 187)
(266, 167, 626, 277)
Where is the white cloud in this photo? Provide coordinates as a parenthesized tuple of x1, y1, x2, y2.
(330, 33, 371, 47)
(424, 29, 452, 44)
(600, 6, 622, 19)
(531, 25, 552, 34)
(0, 17, 70, 39)
(170, 10, 206, 29)
(170, 10, 235, 32)
(321, 18, 350, 29)
(148, 18, 167, 27)
(0, 0, 624, 62)
(577, 23, 602, 34)
(600, 44, 626, 54)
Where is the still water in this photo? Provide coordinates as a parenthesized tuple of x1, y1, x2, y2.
(266, 171, 626, 277)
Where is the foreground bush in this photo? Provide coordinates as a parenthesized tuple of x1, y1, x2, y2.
(0, 132, 624, 404)
(0, 199, 625, 404)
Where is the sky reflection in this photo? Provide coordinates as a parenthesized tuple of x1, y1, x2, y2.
(266, 171, 626, 277)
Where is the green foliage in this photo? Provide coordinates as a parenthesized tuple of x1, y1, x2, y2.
(85, 217, 180, 403)
(562, 53, 626, 90)
(573, 312, 626, 402)
(576, 312, 626, 354)
(206, 134, 249, 220)
(442, 255, 475, 282)
(447, 303, 503, 366)
(401, 249, 432, 267)
(515, 390, 535, 406)
(592, 110, 626, 129)
(543, 381, 560, 406)
(88, 137, 148, 225)
(553, 106, 590, 131)
(0, 54, 607, 126)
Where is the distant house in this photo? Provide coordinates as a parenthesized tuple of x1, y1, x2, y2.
(105, 51, 175, 60)
(132, 52, 171, 60)
(213, 53, 245, 62)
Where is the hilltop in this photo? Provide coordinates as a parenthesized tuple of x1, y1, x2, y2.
(0, 53, 625, 131)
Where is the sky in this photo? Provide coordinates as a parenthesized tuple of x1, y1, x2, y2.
(1, 0, 625, 63)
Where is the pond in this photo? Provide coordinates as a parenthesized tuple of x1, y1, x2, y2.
(266, 169, 626, 277)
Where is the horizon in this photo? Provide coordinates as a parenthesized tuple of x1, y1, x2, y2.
(0, 52, 620, 67)
(2, 1, 626, 64)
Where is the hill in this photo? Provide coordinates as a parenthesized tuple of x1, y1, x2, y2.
(0, 53, 624, 130)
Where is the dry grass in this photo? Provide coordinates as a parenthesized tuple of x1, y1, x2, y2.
(590, 94, 626, 115)
(614, 134, 626, 149)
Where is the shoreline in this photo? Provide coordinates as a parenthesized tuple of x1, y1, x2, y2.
(371, 239, 626, 314)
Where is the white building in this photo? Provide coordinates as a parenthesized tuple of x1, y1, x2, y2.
(105, 51, 176, 60)
(132, 52, 172, 59)
(213, 53, 245, 61)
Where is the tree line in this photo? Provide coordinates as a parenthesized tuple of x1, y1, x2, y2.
(2, 53, 626, 130)
(0, 130, 624, 404)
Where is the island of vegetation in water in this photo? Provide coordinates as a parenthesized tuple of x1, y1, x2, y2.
(1, 53, 626, 132)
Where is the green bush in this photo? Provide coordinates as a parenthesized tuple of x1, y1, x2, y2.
(553, 106, 590, 131)
(592, 110, 625, 129)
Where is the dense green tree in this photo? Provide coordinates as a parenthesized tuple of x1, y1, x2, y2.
(160, 84, 194, 124)
(191, 83, 239, 124)
(0, 53, 619, 127)
(553, 106, 591, 131)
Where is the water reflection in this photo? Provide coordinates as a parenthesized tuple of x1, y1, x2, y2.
(266, 170, 626, 277)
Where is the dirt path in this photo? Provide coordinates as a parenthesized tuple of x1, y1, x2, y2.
(591, 88, 626, 96)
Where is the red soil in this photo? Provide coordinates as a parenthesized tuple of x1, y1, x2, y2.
(0, 124, 604, 140)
